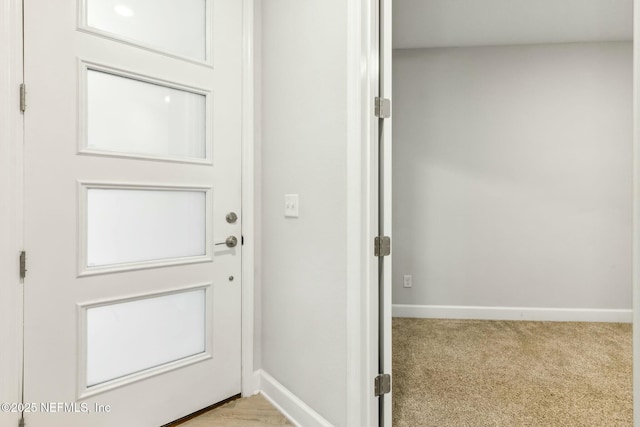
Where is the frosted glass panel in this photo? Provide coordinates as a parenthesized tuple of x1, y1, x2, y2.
(86, 188, 206, 267)
(86, 0, 207, 61)
(86, 289, 206, 386)
(86, 70, 206, 160)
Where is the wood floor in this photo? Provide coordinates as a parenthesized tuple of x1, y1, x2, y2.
(176, 395, 293, 427)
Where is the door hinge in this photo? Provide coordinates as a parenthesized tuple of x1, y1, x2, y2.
(374, 373, 391, 396)
(19, 83, 26, 113)
(374, 97, 390, 119)
(374, 236, 391, 257)
(19, 251, 26, 279)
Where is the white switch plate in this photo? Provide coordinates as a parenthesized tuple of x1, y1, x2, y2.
(403, 275, 412, 288)
(284, 194, 299, 218)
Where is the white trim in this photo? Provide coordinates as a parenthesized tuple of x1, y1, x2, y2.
(346, 0, 379, 425)
(393, 304, 633, 323)
(0, 0, 23, 424)
(633, 0, 640, 423)
(359, 0, 380, 423)
(346, 0, 381, 424)
(240, 0, 259, 397)
(259, 370, 333, 427)
(380, 0, 393, 424)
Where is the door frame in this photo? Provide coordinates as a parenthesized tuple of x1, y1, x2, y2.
(0, 0, 24, 425)
(378, 0, 393, 423)
(346, 0, 384, 424)
(354, 0, 393, 423)
(0, 0, 261, 417)
(241, 0, 259, 397)
(633, 0, 640, 423)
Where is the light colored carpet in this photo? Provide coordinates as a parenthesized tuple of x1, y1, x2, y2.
(392, 318, 632, 427)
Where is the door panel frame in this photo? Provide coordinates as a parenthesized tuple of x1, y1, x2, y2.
(76, 282, 214, 399)
(0, 0, 24, 425)
(76, 0, 215, 67)
(76, 59, 215, 165)
(76, 182, 214, 276)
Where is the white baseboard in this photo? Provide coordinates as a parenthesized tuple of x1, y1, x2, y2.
(258, 370, 333, 427)
(392, 304, 632, 323)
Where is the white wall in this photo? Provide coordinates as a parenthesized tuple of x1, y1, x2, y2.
(393, 42, 633, 318)
(259, 0, 348, 425)
(393, 0, 632, 49)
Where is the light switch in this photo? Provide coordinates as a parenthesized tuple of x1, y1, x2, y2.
(284, 194, 299, 218)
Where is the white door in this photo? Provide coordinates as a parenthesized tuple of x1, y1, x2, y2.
(23, 0, 243, 425)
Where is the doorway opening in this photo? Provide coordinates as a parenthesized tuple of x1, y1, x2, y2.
(390, 0, 633, 425)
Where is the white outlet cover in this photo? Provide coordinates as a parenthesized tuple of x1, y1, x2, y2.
(403, 275, 412, 288)
(284, 194, 299, 218)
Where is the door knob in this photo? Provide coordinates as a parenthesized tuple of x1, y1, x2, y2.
(226, 212, 238, 224)
(215, 236, 238, 248)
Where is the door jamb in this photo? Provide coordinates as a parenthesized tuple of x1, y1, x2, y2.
(0, 0, 24, 424)
(346, 0, 382, 424)
(241, 0, 260, 396)
(348, 0, 373, 422)
(633, 0, 639, 423)
(378, 0, 393, 423)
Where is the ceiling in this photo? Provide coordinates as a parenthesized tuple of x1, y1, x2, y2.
(393, 0, 633, 49)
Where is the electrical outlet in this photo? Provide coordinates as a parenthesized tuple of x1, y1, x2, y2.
(403, 275, 412, 288)
(284, 194, 299, 218)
